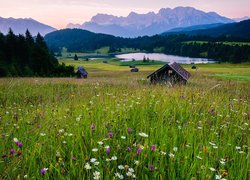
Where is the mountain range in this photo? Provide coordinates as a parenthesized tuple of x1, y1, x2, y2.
(1, 7, 249, 38)
(67, 6, 234, 37)
(0, 17, 56, 36)
(162, 19, 250, 38)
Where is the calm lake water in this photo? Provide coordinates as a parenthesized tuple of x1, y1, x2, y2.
(116, 53, 216, 64)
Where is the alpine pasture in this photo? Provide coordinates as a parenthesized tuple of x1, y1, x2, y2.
(0, 60, 249, 179)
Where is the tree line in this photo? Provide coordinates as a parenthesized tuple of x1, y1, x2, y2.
(0, 29, 74, 77)
(45, 29, 250, 63)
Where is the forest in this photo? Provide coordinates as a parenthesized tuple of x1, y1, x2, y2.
(0, 29, 74, 77)
(45, 29, 250, 63)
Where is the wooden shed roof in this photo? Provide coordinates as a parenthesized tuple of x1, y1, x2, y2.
(147, 62, 191, 80)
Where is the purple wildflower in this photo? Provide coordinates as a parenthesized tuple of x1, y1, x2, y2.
(10, 149, 16, 155)
(128, 128, 132, 133)
(41, 168, 48, 175)
(151, 145, 156, 151)
(106, 147, 110, 153)
(18, 142, 23, 148)
(72, 157, 76, 161)
(109, 132, 113, 138)
(137, 148, 141, 154)
(91, 124, 95, 130)
(127, 147, 131, 151)
(149, 165, 154, 171)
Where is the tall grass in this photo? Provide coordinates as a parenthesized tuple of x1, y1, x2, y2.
(0, 64, 249, 179)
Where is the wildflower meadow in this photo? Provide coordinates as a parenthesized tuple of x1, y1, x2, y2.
(0, 62, 249, 179)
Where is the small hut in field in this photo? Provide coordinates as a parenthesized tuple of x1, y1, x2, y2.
(147, 62, 190, 85)
(131, 68, 139, 72)
(76, 66, 88, 78)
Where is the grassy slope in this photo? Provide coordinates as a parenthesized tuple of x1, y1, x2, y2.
(0, 62, 249, 179)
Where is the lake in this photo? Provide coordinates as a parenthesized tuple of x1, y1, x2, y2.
(115, 53, 216, 64)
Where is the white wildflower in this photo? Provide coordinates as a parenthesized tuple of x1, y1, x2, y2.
(220, 160, 226, 165)
(134, 160, 139, 165)
(209, 167, 216, 172)
(126, 172, 133, 176)
(92, 148, 98, 152)
(173, 147, 178, 152)
(111, 156, 117, 161)
(169, 153, 175, 158)
(160, 151, 167, 155)
(94, 161, 100, 166)
(40, 133, 46, 136)
(196, 155, 202, 160)
(13, 138, 18, 143)
(115, 172, 124, 179)
(121, 136, 126, 139)
(235, 146, 241, 150)
(90, 158, 97, 163)
(93, 171, 100, 180)
(76, 117, 80, 121)
(56, 151, 61, 157)
(58, 129, 64, 133)
(209, 142, 216, 146)
(213, 146, 218, 149)
(128, 168, 134, 173)
(97, 141, 103, 145)
(139, 132, 149, 138)
(118, 165, 125, 169)
(84, 163, 91, 170)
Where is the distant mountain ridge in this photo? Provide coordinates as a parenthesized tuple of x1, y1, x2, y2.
(67, 6, 234, 37)
(0, 17, 56, 36)
(162, 19, 250, 38)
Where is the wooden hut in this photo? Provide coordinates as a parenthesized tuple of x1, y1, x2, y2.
(147, 62, 190, 85)
(76, 66, 88, 78)
(131, 68, 139, 72)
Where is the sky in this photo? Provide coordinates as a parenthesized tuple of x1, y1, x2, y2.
(0, 0, 249, 29)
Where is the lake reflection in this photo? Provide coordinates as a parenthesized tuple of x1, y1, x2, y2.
(116, 53, 216, 64)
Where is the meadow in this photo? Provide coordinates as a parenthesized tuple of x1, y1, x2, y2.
(0, 60, 249, 179)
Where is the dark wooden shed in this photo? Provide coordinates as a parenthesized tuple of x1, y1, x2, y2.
(76, 66, 88, 78)
(147, 62, 191, 85)
(131, 68, 139, 72)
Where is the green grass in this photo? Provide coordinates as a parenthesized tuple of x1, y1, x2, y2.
(213, 74, 250, 82)
(0, 62, 249, 179)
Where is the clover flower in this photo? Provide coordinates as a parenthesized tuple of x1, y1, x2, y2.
(18, 142, 23, 148)
(151, 145, 156, 151)
(109, 132, 113, 138)
(10, 149, 16, 155)
(41, 168, 48, 175)
(149, 165, 154, 171)
(137, 148, 141, 154)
